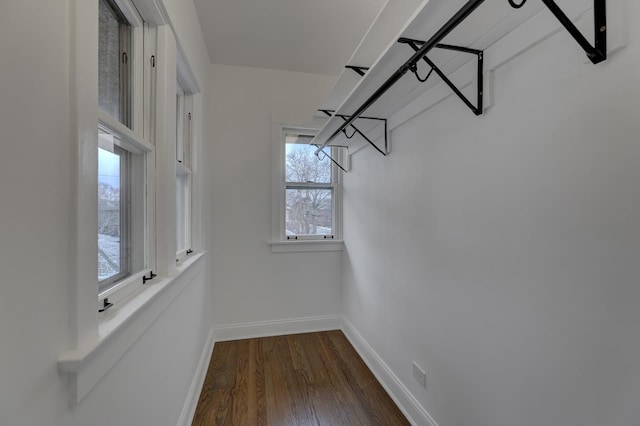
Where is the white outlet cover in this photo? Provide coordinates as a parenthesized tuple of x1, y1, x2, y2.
(412, 361, 427, 388)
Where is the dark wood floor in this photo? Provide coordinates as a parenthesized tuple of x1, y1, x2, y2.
(192, 330, 410, 425)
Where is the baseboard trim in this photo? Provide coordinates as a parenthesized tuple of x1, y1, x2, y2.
(213, 314, 342, 342)
(341, 317, 439, 426)
(177, 325, 215, 426)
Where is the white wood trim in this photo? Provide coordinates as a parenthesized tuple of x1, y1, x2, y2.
(177, 46, 201, 94)
(341, 317, 439, 426)
(114, 0, 144, 27)
(268, 239, 344, 253)
(71, 0, 101, 352)
(213, 315, 342, 342)
(177, 325, 215, 426)
(99, 111, 154, 153)
(153, 24, 178, 277)
(58, 252, 206, 405)
(131, 0, 168, 25)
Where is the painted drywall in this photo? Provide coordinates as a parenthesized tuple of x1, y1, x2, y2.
(342, 1, 640, 425)
(0, 1, 213, 425)
(209, 64, 343, 327)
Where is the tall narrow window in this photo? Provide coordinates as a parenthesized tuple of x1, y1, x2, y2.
(98, 128, 146, 295)
(99, 0, 131, 127)
(97, 0, 152, 302)
(98, 144, 126, 287)
(176, 83, 192, 259)
(284, 131, 342, 240)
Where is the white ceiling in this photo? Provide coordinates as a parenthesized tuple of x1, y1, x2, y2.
(193, 0, 388, 75)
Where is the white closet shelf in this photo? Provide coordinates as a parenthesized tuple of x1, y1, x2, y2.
(311, 0, 607, 170)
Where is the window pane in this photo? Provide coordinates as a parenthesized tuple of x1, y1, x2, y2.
(99, 0, 130, 126)
(98, 127, 146, 294)
(285, 140, 331, 184)
(176, 174, 188, 252)
(98, 147, 122, 282)
(176, 91, 184, 163)
(285, 188, 332, 235)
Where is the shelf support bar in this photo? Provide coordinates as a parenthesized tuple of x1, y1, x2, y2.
(345, 65, 369, 76)
(540, 0, 606, 64)
(398, 38, 484, 116)
(313, 145, 348, 173)
(313, 0, 486, 155)
(318, 110, 388, 156)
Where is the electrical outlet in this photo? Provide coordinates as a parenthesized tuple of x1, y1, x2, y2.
(412, 362, 427, 388)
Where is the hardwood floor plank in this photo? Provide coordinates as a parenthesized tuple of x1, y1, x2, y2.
(275, 335, 318, 425)
(262, 336, 299, 425)
(231, 339, 256, 425)
(326, 331, 409, 425)
(308, 332, 371, 426)
(255, 338, 267, 425)
(193, 341, 237, 426)
(192, 331, 409, 426)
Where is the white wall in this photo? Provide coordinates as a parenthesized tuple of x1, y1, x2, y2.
(342, 1, 640, 425)
(0, 1, 213, 425)
(208, 65, 343, 328)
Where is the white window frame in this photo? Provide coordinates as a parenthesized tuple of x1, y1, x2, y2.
(60, 0, 208, 407)
(270, 124, 344, 253)
(97, 0, 156, 308)
(175, 81, 193, 261)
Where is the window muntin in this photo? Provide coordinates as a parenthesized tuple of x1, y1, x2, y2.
(99, 0, 131, 127)
(283, 131, 341, 239)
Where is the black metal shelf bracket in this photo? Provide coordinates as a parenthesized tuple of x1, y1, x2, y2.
(343, 126, 357, 139)
(539, 0, 606, 64)
(317, 110, 388, 158)
(398, 38, 484, 116)
(345, 65, 369, 76)
(314, 145, 348, 173)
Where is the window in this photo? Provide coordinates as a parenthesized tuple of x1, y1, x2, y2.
(98, 128, 146, 294)
(175, 83, 193, 260)
(282, 129, 343, 241)
(59, 0, 207, 405)
(97, 0, 154, 303)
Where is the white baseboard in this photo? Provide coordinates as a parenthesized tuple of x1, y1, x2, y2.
(341, 317, 438, 426)
(177, 325, 215, 426)
(213, 314, 342, 342)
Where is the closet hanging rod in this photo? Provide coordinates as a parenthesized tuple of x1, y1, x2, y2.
(318, 109, 387, 122)
(314, 0, 485, 156)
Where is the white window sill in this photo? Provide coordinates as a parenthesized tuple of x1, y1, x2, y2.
(58, 251, 206, 406)
(268, 239, 344, 253)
